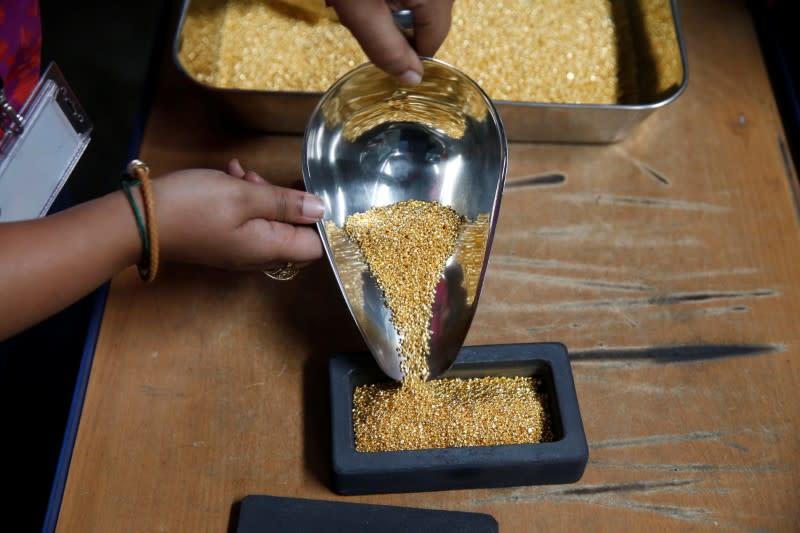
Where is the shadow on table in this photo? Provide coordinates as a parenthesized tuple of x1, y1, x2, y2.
(253, 261, 365, 488)
(227, 499, 242, 533)
(302, 354, 333, 488)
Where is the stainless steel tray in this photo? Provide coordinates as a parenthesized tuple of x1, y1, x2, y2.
(173, 0, 688, 143)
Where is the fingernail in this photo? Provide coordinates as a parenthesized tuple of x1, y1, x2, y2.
(398, 69, 422, 86)
(303, 195, 325, 220)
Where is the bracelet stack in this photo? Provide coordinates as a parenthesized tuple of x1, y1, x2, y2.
(121, 159, 160, 282)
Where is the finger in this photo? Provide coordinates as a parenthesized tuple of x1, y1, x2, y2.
(244, 220, 324, 264)
(244, 171, 269, 185)
(245, 183, 325, 224)
(227, 158, 246, 178)
(329, 0, 423, 85)
(405, 0, 453, 57)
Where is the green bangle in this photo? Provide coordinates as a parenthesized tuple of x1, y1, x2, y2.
(121, 175, 150, 265)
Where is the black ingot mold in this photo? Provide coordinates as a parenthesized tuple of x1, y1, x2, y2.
(329, 342, 589, 495)
(236, 495, 498, 532)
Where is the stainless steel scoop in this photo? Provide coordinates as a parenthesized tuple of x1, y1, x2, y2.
(302, 58, 507, 380)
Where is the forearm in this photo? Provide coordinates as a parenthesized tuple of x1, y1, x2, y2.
(0, 190, 141, 340)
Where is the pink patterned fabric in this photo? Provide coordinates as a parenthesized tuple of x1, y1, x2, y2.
(1, 0, 41, 110)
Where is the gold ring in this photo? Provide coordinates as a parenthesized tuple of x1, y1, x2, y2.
(263, 262, 300, 281)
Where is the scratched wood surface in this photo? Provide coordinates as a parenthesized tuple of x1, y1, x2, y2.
(57, 1, 800, 531)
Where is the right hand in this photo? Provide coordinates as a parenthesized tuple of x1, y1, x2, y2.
(150, 159, 324, 271)
(327, 0, 454, 85)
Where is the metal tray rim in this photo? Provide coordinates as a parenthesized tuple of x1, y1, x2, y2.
(172, 0, 688, 112)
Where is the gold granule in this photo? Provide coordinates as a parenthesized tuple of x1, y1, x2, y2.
(178, 0, 683, 104)
(323, 220, 368, 315)
(353, 376, 552, 452)
(344, 200, 463, 382)
(634, 0, 684, 101)
(338, 203, 546, 453)
(453, 214, 490, 306)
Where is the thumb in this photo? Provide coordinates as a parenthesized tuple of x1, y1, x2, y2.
(330, 0, 423, 85)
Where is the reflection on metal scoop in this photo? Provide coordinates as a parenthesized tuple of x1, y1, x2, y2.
(303, 58, 508, 381)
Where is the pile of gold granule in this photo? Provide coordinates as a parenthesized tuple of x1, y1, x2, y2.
(178, 0, 683, 104)
(339, 201, 551, 452)
(353, 376, 552, 452)
(344, 200, 463, 382)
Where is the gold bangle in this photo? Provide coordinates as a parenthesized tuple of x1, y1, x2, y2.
(126, 159, 160, 283)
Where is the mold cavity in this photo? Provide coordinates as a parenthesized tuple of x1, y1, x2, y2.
(351, 368, 558, 453)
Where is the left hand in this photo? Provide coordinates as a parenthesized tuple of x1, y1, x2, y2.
(149, 159, 324, 271)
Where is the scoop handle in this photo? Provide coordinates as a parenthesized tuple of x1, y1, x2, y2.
(392, 9, 414, 42)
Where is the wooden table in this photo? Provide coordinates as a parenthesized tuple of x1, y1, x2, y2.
(57, 1, 800, 530)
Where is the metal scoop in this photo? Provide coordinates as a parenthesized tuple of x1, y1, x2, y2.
(302, 58, 508, 380)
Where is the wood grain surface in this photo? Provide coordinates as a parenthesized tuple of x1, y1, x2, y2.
(57, 1, 800, 531)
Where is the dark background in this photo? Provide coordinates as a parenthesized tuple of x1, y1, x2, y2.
(0, 1, 797, 531)
(1, 1, 164, 530)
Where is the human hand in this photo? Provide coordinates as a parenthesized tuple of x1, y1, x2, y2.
(151, 159, 324, 271)
(327, 0, 454, 85)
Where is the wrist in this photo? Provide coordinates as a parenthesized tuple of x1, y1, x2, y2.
(110, 188, 148, 269)
(119, 160, 160, 282)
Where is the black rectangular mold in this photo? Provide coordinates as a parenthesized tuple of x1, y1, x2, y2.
(236, 495, 498, 532)
(329, 342, 588, 495)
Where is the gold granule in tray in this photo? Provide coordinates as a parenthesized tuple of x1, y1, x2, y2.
(179, 0, 682, 104)
(353, 376, 552, 452)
